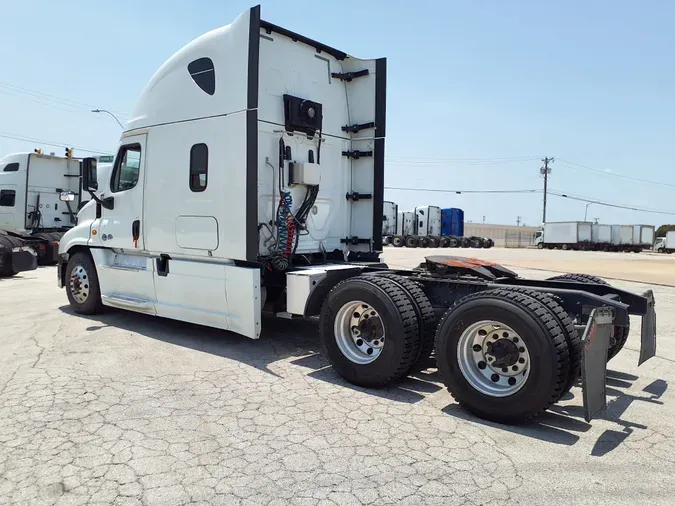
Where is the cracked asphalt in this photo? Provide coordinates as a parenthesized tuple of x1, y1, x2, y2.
(1, 250, 674, 506)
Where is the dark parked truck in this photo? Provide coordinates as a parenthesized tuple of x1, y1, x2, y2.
(57, 4, 657, 424)
(0, 151, 84, 275)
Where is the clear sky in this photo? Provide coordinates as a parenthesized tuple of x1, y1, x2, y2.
(2, 0, 673, 227)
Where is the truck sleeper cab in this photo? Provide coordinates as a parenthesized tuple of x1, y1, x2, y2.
(58, 5, 657, 425)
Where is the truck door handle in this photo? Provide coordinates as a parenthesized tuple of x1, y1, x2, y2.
(132, 220, 140, 248)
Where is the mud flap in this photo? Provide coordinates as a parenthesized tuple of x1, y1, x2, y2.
(581, 307, 614, 422)
(638, 289, 656, 366)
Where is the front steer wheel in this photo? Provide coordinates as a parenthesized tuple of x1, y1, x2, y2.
(319, 276, 421, 388)
(435, 289, 570, 424)
(65, 251, 103, 315)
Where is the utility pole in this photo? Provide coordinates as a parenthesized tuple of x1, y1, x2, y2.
(540, 157, 554, 224)
(516, 216, 522, 226)
(482, 215, 486, 224)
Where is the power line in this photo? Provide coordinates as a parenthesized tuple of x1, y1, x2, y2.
(384, 186, 540, 194)
(548, 189, 675, 216)
(0, 132, 113, 155)
(0, 81, 130, 118)
(386, 156, 538, 166)
(557, 158, 675, 188)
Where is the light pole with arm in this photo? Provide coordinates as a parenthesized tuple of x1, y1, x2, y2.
(91, 109, 124, 129)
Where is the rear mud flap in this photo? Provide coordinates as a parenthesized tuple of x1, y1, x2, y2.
(639, 289, 656, 366)
(581, 307, 614, 422)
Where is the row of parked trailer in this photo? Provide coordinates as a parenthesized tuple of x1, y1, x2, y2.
(381, 202, 494, 249)
(534, 221, 656, 252)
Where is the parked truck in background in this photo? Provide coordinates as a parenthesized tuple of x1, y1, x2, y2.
(414, 205, 442, 247)
(381, 201, 399, 246)
(591, 223, 612, 251)
(632, 225, 655, 253)
(610, 224, 634, 252)
(0, 151, 84, 276)
(535, 221, 593, 250)
(655, 231, 675, 253)
(55, 5, 657, 424)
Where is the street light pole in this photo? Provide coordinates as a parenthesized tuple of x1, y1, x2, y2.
(584, 202, 592, 221)
(91, 109, 124, 129)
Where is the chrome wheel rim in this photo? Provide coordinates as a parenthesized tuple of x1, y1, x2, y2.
(457, 320, 530, 397)
(334, 301, 385, 365)
(69, 265, 90, 304)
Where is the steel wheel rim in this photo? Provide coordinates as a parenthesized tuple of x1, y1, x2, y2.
(457, 320, 531, 397)
(69, 265, 90, 304)
(334, 300, 385, 365)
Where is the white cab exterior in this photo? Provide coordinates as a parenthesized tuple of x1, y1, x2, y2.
(414, 205, 441, 236)
(382, 201, 398, 236)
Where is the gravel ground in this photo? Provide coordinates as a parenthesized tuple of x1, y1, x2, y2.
(0, 249, 673, 506)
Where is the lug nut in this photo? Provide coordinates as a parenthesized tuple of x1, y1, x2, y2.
(513, 337, 519, 343)
(518, 358, 525, 364)
(519, 347, 525, 353)
(512, 366, 518, 372)
(502, 332, 509, 338)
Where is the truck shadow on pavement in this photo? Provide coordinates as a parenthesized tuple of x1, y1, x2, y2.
(59, 305, 443, 405)
(442, 370, 668, 455)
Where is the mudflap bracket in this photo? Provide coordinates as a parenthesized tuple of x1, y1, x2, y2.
(581, 307, 614, 422)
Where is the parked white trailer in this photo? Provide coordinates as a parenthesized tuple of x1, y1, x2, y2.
(536, 221, 593, 250)
(610, 225, 635, 252)
(55, 5, 658, 426)
(632, 225, 655, 250)
(414, 205, 442, 247)
(381, 201, 398, 245)
(591, 224, 612, 250)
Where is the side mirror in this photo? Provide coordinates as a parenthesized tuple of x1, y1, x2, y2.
(59, 191, 75, 202)
(81, 157, 98, 192)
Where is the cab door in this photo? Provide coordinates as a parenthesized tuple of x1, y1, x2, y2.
(90, 133, 156, 310)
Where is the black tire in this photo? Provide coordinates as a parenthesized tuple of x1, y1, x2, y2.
(460, 238, 470, 248)
(483, 238, 494, 249)
(657, 248, 665, 254)
(319, 276, 421, 387)
(391, 235, 404, 248)
(419, 237, 430, 248)
(404, 236, 418, 248)
(470, 237, 483, 248)
(382, 236, 391, 246)
(428, 236, 440, 248)
(537, 242, 544, 249)
(435, 289, 570, 424)
(501, 287, 581, 397)
(449, 237, 460, 248)
(372, 274, 436, 371)
(65, 251, 103, 315)
(546, 273, 629, 361)
(439, 236, 451, 248)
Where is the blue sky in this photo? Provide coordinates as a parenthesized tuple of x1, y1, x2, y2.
(2, 0, 673, 227)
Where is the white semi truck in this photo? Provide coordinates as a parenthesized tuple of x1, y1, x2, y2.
(56, 5, 657, 424)
(534, 221, 593, 250)
(413, 205, 442, 247)
(0, 151, 87, 276)
(381, 201, 400, 246)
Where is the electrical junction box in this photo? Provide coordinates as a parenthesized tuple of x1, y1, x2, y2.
(290, 162, 321, 185)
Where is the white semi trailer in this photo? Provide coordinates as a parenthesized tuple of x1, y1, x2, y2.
(655, 231, 675, 254)
(632, 225, 655, 252)
(535, 221, 593, 250)
(56, 5, 657, 425)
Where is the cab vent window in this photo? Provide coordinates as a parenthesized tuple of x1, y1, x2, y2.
(0, 189, 16, 207)
(190, 144, 208, 192)
(2, 163, 19, 172)
(188, 58, 215, 96)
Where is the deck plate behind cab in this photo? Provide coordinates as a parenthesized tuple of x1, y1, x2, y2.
(422, 255, 519, 280)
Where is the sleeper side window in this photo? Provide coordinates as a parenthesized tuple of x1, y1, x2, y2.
(110, 144, 141, 193)
(2, 163, 19, 172)
(0, 189, 16, 207)
(188, 58, 215, 95)
(189, 143, 208, 192)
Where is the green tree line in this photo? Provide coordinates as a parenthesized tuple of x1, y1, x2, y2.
(656, 224, 675, 237)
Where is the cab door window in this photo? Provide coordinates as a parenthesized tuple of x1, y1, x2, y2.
(111, 144, 142, 193)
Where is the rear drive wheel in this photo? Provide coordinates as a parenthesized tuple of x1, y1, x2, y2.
(382, 236, 391, 246)
(419, 237, 430, 248)
(546, 273, 628, 361)
(373, 274, 436, 371)
(319, 276, 421, 387)
(391, 235, 404, 248)
(440, 236, 451, 248)
(65, 251, 103, 315)
(428, 236, 440, 248)
(435, 289, 570, 423)
(404, 236, 418, 248)
(449, 237, 460, 248)
(460, 238, 470, 248)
